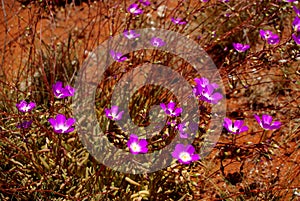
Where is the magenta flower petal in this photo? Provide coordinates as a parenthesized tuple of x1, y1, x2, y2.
(234, 120, 244, 129)
(186, 144, 195, 153)
(268, 35, 280, 45)
(239, 126, 249, 133)
(48, 118, 56, 127)
(191, 154, 200, 161)
(65, 85, 76, 96)
(57, 114, 66, 124)
(167, 102, 176, 110)
(160, 103, 166, 110)
(269, 121, 281, 130)
(223, 117, 233, 131)
(66, 118, 76, 127)
(254, 114, 262, 126)
(171, 144, 185, 158)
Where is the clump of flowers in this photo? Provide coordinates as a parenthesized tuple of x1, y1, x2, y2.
(254, 114, 281, 130)
(127, 3, 143, 15)
(16, 100, 36, 112)
(172, 144, 199, 164)
(48, 114, 76, 134)
(223, 118, 249, 134)
(127, 134, 148, 154)
(110, 50, 128, 62)
(160, 102, 182, 117)
(150, 37, 166, 47)
(53, 81, 75, 99)
(259, 30, 280, 45)
(105, 105, 124, 121)
(193, 77, 223, 104)
(232, 42, 250, 52)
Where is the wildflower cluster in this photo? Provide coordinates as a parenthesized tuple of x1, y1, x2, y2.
(109, 31, 166, 63)
(16, 81, 76, 133)
(104, 76, 224, 164)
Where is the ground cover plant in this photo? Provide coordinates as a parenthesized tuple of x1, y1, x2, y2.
(0, 0, 300, 200)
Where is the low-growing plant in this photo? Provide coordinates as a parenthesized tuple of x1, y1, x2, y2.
(0, 0, 299, 200)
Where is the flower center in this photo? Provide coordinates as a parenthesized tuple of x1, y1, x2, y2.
(179, 152, 192, 162)
(130, 142, 141, 153)
(130, 7, 137, 13)
(231, 127, 238, 133)
(55, 123, 68, 133)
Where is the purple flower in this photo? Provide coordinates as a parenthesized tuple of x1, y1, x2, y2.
(193, 77, 222, 104)
(292, 33, 300, 45)
(17, 120, 33, 129)
(139, 0, 150, 6)
(232, 43, 250, 52)
(127, 3, 143, 15)
(150, 37, 165, 47)
(194, 77, 219, 92)
(293, 6, 300, 17)
(223, 118, 248, 134)
(292, 16, 300, 32)
(48, 114, 76, 134)
(105, 105, 124, 120)
(175, 122, 189, 138)
(259, 30, 280, 45)
(123, 30, 140, 39)
(16, 100, 36, 113)
(172, 144, 200, 164)
(254, 114, 281, 130)
(160, 102, 182, 117)
(200, 85, 223, 104)
(110, 50, 128, 62)
(53, 81, 75, 98)
(171, 17, 187, 25)
(201, 0, 209, 2)
(127, 134, 148, 154)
